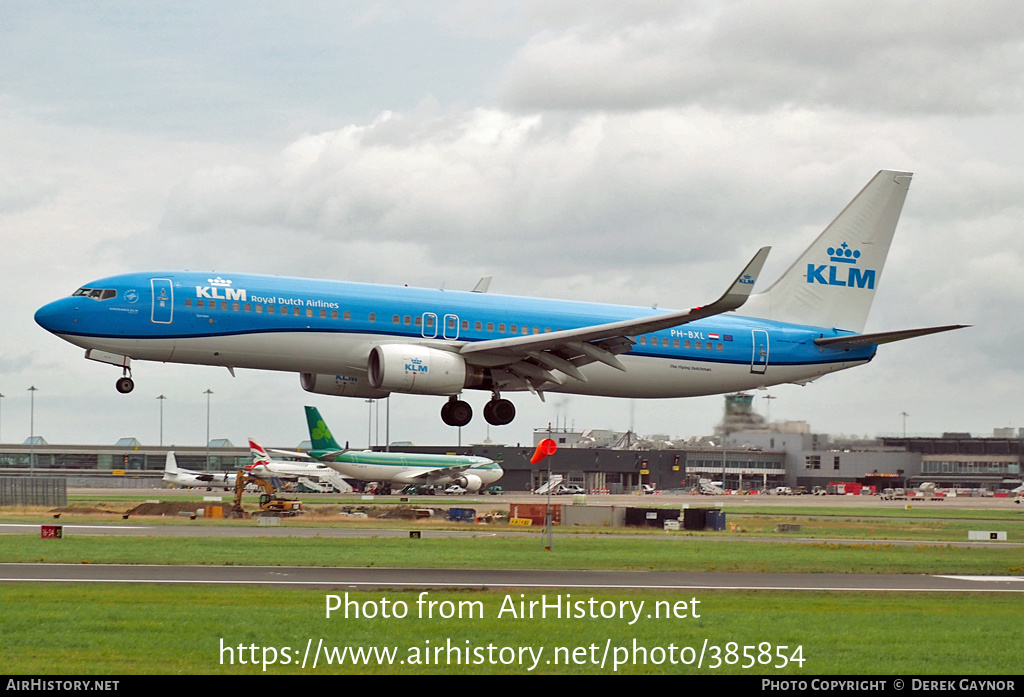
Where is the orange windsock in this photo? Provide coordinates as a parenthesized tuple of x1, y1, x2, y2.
(531, 438, 557, 464)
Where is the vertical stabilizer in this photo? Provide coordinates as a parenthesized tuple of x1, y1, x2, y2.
(305, 406, 344, 452)
(249, 438, 272, 465)
(741, 170, 912, 333)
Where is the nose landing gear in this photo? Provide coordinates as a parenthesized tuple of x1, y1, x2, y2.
(115, 367, 134, 394)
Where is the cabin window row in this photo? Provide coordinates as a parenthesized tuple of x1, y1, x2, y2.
(184, 299, 562, 334)
(186, 298, 364, 320)
(183, 299, 721, 350)
(636, 336, 724, 351)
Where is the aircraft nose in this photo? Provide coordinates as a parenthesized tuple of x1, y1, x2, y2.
(34, 297, 78, 334)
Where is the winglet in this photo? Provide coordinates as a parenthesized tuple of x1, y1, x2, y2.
(709, 246, 770, 314)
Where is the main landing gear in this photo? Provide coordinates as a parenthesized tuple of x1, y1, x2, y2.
(483, 396, 515, 426)
(440, 393, 516, 427)
(441, 397, 472, 427)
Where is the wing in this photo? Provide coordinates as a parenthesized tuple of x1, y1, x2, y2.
(406, 464, 476, 481)
(457, 247, 770, 391)
(269, 449, 314, 459)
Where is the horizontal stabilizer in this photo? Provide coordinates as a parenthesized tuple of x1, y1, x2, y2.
(814, 325, 968, 350)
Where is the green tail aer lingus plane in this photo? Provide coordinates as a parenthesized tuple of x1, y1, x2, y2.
(302, 406, 502, 492)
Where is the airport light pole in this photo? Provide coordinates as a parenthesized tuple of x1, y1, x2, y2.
(721, 434, 728, 491)
(28, 386, 37, 474)
(156, 395, 166, 447)
(204, 389, 213, 469)
(0, 392, 5, 444)
(365, 399, 373, 449)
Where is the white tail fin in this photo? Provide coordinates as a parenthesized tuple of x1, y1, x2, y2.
(741, 170, 912, 333)
(249, 438, 272, 466)
(164, 451, 179, 473)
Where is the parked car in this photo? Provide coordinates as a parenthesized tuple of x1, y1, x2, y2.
(444, 485, 467, 495)
(556, 484, 585, 495)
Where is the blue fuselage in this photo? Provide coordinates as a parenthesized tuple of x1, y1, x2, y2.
(35, 271, 875, 399)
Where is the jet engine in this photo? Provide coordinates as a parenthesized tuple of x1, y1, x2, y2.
(454, 473, 484, 492)
(300, 373, 390, 399)
(368, 344, 484, 395)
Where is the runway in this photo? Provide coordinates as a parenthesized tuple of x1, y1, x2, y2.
(2, 562, 1023, 592)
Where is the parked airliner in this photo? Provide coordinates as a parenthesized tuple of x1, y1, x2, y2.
(296, 406, 502, 492)
(35, 171, 964, 427)
(162, 451, 235, 490)
(246, 438, 350, 492)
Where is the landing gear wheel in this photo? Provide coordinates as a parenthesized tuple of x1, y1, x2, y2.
(441, 398, 473, 427)
(115, 377, 135, 394)
(483, 398, 516, 426)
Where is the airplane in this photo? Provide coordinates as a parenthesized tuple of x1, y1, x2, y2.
(1011, 483, 1023, 504)
(162, 451, 236, 490)
(34, 170, 966, 428)
(296, 405, 503, 493)
(246, 437, 350, 488)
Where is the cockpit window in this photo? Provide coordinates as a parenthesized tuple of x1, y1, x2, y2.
(73, 288, 117, 301)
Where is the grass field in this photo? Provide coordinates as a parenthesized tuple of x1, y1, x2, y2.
(1, 584, 1020, 675)
(2, 534, 1024, 575)
(2, 497, 1022, 675)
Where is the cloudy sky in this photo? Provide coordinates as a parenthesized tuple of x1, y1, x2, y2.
(2, 1, 1022, 449)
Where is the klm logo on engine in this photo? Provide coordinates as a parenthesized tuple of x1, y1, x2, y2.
(195, 277, 247, 301)
(807, 242, 876, 290)
(405, 358, 428, 373)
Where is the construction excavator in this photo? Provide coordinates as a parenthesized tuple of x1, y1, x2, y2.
(232, 469, 304, 517)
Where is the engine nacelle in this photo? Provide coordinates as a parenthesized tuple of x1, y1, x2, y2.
(368, 344, 471, 395)
(300, 373, 391, 399)
(455, 474, 484, 493)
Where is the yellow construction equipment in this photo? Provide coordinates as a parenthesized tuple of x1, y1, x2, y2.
(232, 470, 304, 517)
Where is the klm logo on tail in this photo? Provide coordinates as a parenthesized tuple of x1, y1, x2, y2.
(807, 242, 876, 289)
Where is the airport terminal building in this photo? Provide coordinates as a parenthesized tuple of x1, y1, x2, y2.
(1, 429, 1019, 494)
(1, 394, 1020, 494)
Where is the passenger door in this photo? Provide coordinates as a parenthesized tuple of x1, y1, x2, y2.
(151, 278, 173, 324)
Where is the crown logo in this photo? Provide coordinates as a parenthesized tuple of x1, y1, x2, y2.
(827, 242, 861, 264)
(208, 277, 233, 287)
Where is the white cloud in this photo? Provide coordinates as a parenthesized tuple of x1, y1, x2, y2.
(3, 2, 1022, 446)
(501, 1, 1024, 114)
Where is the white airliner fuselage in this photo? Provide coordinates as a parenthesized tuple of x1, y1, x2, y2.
(161, 452, 236, 490)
